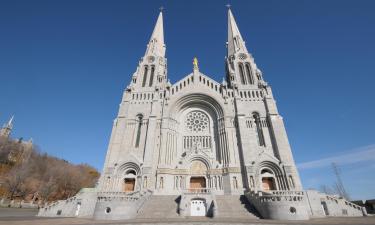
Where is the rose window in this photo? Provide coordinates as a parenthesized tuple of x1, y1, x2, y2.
(185, 111, 209, 132)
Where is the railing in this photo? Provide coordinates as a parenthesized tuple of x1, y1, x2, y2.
(97, 191, 140, 202)
(97, 191, 139, 197)
(97, 190, 153, 202)
(267, 190, 305, 196)
(325, 194, 362, 211)
(248, 190, 305, 203)
(182, 188, 212, 194)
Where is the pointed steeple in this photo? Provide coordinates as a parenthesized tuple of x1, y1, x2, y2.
(145, 11, 165, 57)
(0, 115, 14, 138)
(7, 115, 14, 127)
(227, 8, 248, 56)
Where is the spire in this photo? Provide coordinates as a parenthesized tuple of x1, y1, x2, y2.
(0, 115, 13, 138)
(145, 10, 165, 57)
(7, 115, 14, 127)
(227, 8, 248, 56)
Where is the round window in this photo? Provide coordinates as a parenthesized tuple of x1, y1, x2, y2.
(105, 207, 111, 214)
(289, 207, 296, 214)
(185, 111, 209, 132)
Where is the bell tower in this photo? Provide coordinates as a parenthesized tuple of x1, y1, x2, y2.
(225, 8, 264, 90)
(129, 10, 167, 91)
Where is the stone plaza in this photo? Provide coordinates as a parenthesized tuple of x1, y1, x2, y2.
(2, 208, 375, 225)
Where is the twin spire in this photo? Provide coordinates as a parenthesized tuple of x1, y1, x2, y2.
(144, 7, 248, 58)
(145, 11, 165, 57)
(227, 8, 248, 56)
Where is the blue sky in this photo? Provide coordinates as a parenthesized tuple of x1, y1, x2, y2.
(0, 1, 374, 200)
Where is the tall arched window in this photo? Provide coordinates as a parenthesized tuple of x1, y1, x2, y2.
(238, 63, 246, 85)
(253, 113, 265, 146)
(148, 66, 155, 87)
(142, 66, 148, 87)
(135, 115, 143, 148)
(245, 63, 254, 84)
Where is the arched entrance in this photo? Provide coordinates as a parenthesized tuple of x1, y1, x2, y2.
(262, 177, 275, 191)
(123, 169, 137, 192)
(261, 169, 276, 191)
(190, 198, 206, 216)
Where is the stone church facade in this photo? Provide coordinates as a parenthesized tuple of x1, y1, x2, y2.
(100, 7, 304, 196)
(38, 8, 365, 220)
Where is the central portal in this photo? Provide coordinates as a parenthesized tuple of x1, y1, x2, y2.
(190, 177, 206, 189)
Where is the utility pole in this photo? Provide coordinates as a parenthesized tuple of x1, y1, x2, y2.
(332, 162, 350, 200)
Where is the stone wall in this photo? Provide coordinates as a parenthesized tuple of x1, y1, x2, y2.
(305, 190, 363, 218)
(93, 190, 152, 220)
(37, 188, 97, 218)
(245, 190, 364, 220)
(246, 190, 309, 220)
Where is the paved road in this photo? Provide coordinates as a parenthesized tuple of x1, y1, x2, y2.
(0, 208, 374, 225)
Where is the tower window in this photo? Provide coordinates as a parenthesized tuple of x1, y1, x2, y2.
(245, 63, 254, 84)
(149, 66, 155, 87)
(238, 63, 246, 85)
(142, 66, 149, 87)
(253, 113, 265, 147)
(135, 115, 143, 147)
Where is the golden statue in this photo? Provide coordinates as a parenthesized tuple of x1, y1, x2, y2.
(193, 57, 199, 70)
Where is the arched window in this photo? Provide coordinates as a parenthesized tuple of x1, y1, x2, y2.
(135, 115, 143, 147)
(142, 66, 148, 87)
(148, 66, 155, 87)
(245, 63, 254, 84)
(238, 63, 246, 84)
(253, 113, 265, 146)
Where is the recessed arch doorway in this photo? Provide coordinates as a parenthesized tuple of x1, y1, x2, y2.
(189, 160, 208, 191)
(260, 168, 277, 191)
(123, 169, 137, 192)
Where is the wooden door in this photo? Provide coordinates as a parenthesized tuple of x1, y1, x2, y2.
(190, 177, 206, 189)
(262, 177, 274, 191)
(124, 178, 135, 192)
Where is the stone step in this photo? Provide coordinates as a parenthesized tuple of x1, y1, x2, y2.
(215, 195, 260, 219)
(136, 195, 180, 219)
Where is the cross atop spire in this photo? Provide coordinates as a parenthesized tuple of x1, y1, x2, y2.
(227, 8, 248, 56)
(145, 10, 165, 57)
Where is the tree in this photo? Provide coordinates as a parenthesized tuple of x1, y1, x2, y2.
(0, 137, 100, 202)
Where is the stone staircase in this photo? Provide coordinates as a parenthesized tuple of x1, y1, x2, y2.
(215, 195, 260, 219)
(136, 195, 181, 219)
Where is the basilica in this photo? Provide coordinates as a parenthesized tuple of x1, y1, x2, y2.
(38, 8, 364, 220)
